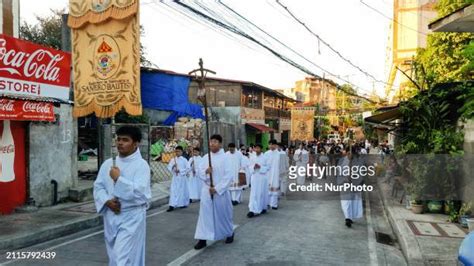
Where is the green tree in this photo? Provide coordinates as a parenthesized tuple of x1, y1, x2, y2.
(314, 110, 332, 139)
(20, 9, 63, 49)
(436, 0, 474, 17)
(413, 0, 474, 88)
(336, 84, 356, 112)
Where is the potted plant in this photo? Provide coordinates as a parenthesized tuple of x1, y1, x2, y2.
(410, 199, 424, 214)
(445, 200, 462, 215)
(427, 200, 444, 213)
(459, 202, 472, 228)
(405, 156, 429, 214)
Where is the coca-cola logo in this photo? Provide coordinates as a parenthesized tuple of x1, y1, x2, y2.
(0, 144, 14, 154)
(0, 99, 14, 112)
(0, 38, 64, 82)
(22, 101, 51, 114)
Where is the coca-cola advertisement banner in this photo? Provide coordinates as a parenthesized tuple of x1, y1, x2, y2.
(0, 34, 71, 101)
(0, 98, 55, 121)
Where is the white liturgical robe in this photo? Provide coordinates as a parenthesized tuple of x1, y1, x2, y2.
(94, 148, 152, 266)
(227, 150, 244, 203)
(265, 149, 281, 208)
(293, 149, 309, 185)
(168, 156, 190, 207)
(194, 149, 234, 241)
(279, 150, 290, 195)
(248, 153, 269, 214)
(337, 156, 363, 220)
(188, 156, 203, 200)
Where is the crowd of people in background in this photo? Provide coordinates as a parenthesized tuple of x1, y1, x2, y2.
(94, 125, 391, 263)
(165, 135, 388, 246)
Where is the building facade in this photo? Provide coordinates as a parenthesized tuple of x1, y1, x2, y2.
(385, 0, 438, 103)
(187, 75, 296, 148)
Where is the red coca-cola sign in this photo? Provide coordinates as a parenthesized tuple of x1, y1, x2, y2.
(22, 101, 51, 114)
(0, 34, 71, 101)
(0, 98, 54, 121)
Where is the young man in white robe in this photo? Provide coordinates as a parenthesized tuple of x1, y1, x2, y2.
(240, 145, 252, 187)
(194, 134, 234, 250)
(167, 146, 190, 212)
(247, 144, 269, 218)
(227, 143, 245, 205)
(278, 144, 290, 196)
(337, 146, 363, 228)
(248, 144, 257, 160)
(293, 144, 309, 185)
(265, 139, 281, 210)
(94, 126, 152, 266)
(188, 147, 203, 202)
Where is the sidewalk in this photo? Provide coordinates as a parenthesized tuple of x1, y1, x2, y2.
(0, 181, 170, 252)
(378, 179, 467, 265)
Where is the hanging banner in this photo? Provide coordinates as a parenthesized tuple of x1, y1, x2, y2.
(0, 34, 71, 101)
(0, 99, 55, 121)
(291, 107, 315, 141)
(69, 0, 142, 118)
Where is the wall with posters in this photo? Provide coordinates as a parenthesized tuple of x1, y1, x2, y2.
(28, 105, 77, 206)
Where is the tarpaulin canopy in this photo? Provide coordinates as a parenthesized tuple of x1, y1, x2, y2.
(246, 123, 275, 132)
(141, 71, 205, 125)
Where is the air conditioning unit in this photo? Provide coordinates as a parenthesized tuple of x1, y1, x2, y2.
(218, 101, 226, 107)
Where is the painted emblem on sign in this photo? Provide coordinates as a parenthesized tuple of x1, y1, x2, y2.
(92, 0, 111, 12)
(94, 36, 120, 80)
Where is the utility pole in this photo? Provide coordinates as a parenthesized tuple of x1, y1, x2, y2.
(318, 74, 325, 139)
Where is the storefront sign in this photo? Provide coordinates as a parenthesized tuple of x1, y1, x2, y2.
(0, 99, 55, 121)
(0, 34, 71, 101)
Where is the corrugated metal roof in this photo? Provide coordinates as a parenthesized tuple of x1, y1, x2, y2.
(141, 67, 299, 102)
(0, 94, 72, 105)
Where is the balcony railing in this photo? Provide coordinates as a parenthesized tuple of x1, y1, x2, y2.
(264, 107, 291, 119)
(280, 109, 291, 119)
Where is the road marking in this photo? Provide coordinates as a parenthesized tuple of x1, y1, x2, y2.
(167, 225, 239, 266)
(1, 208, 168, 265)
(365, 191, 379, 266)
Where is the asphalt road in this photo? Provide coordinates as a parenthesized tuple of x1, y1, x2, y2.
(2, 179, 407, 266)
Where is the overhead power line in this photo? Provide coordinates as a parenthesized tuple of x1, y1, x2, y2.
(162, 1, 378, 103)
(216, 1, 372, 95)
(275, 0, 394, 88)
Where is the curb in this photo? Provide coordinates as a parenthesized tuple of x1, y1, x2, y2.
(0, 194, 169, 252)
(377, 182, 425, 266)
(0, 215, 103, 252)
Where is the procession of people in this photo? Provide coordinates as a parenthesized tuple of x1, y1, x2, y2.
(94, 125, 371, 264)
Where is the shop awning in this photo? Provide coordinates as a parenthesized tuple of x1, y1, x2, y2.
(364, 107, 401, 126)
(246, 123, 275, 132)
(429, 4, 474, 33)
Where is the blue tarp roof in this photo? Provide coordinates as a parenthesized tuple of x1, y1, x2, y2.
(141, 71, 205, 125)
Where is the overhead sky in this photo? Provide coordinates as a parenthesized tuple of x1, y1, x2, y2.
(20, 0, 393, 97)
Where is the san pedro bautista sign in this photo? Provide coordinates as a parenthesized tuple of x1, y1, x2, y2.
(0, 34, 71, 101)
